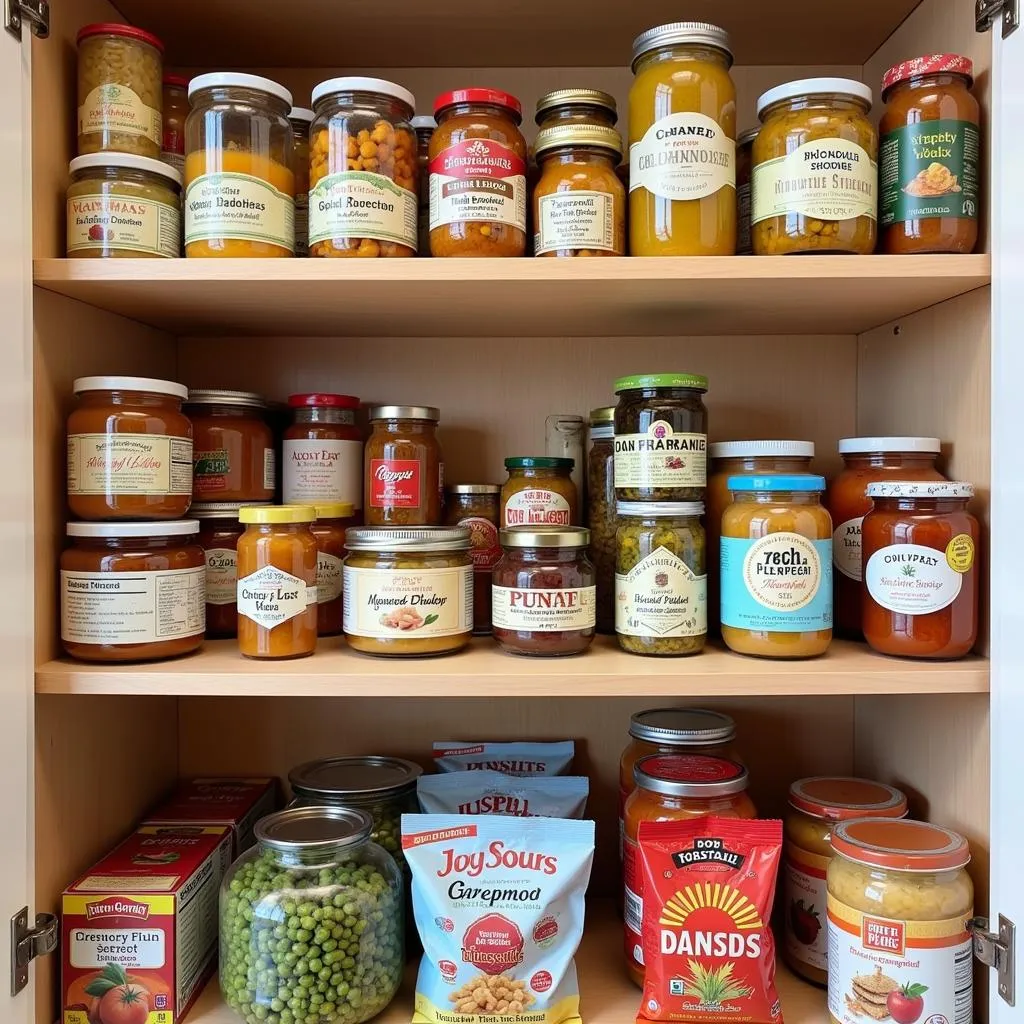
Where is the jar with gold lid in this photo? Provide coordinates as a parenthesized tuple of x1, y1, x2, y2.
(535, 88, 618, 130)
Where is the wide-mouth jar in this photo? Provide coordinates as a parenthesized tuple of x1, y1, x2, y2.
(283, 393, 363, 509)
(364, 405, 443, 525)
(444, 484, 502, 634)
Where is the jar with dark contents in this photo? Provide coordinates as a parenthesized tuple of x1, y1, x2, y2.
(412, 115, 435, 256)
(445, 484, 501, 634)
(736, 126, 758, 255)
(364, 405, 442, 525)
(492, 526, 596, 656)
(288, 107, 313, 256)
(311, 502, 356, 636)
(535, 88, 618, 130)
(587, 407, 616, 633)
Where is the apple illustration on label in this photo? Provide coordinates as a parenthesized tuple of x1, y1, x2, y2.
(887, 982, 928, 1024)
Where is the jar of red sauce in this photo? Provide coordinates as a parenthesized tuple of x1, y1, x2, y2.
(283, 394, 363, 511)
(862, 481, 979, 659)
(311, 502, 355, 637)
(826, 437, 944, 637)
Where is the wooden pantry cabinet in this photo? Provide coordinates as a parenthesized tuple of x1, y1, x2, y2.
(2, 0, 1020, 1022)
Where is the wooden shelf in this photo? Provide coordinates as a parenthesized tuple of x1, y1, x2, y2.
(35, 637, 989, 697)
(33, 255, 990, 338)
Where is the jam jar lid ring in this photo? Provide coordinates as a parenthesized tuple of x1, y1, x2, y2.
(534, 87, 617, 123)
(882, 54, 974, 96)
(831, 817, 970, 872)
(446, 484, 501, 495)
(534, 124, 623, 160)
(345, 526, 471, 552)
(288, 393, 360, 409)
(709, 440, 815, 459)
(434, 88, 523, 121)
(411, 115, 437, 130)
(616, 500, 705, 518)
(757, 77, 873, 119)
(255, 805, 374, 851)
(239, 505, 317, 524)
(288, 106, 315, 124)
(631, 22, 733, 69)
(289, 755, 423, 800)
(185, 388, 268, 409)
(633, 753, 748, 797)
(368, 404, 440, 422)
(504, 456, 574, 470)
(838, 436, 941, 454)
(73, 375, 188, 400)
(628, 708, 737, 745)
(67, 520, 200, 538)
(499, 526, 590, 548)
(76, 22, 164, 51)
(727, 474, 826, 492)
(788, 776, 908, 821)
(614, 372, 708, 394)
(865, 481, 974, 499)
(190, 502, 271, 518)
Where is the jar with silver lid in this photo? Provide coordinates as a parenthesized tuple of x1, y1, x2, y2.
(364, 405, 443, 525)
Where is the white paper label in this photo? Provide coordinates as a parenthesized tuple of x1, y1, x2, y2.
(237, 565, 315, 629)
(629, 112, 735, 200)
(492, 586, 596, 631)
(67, 192, 180, 258)
(309, 171, 417, 249)
(79, 84, 161, 145)
(205, 548, 237, 606)
(614, 427, 707, 489)
(317, 552, 343, 604)
(429, 138, 527, 231)
(615, 546, 706, 637)
(283, 438, 363, 506)
(535, 190, 617, 254)
(833, 517, 863, 581)
(263, 447, 276, 491)
(865, 542, 962, 614)
(185, 172, 295, 252)
(503, 489, 571, 526)
(69, 928, 166, 969)
(68, 433, 193, 496)
(343, 564, 473, 638)
(743, 532, 823, 611)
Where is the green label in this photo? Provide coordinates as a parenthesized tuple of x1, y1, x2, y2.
(880, 118, 979, 226)
(195, 449, 229, 476)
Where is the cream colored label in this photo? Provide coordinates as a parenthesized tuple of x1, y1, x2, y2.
(629, 112, 735, 200)
(204, 548, 237, 606)
(535, 190, 616, 254)
(833, 517, 863, 581)
(237, 565, 316, 629)
(263, 448, 277, 491)
(61, 567, 205, 645)
(752, 138, 877, 224)
(615, 547, 706, 637)
(492, 586, 596, 631)
(185, 172, 295, 251)
(67, 433, 193, 496)
(309, 171, 417, 249)
(614, 427, 707, 489)
(283, 439, 362, 506)
(78, 84, 161, 145)
(743, 532, 823, 611)
(317, 552, 343, 604)
(865, 543, 962, 614)
(343, 564, 473, 638)
(67, 192, 180, 258)
(504, 489, 571, 526)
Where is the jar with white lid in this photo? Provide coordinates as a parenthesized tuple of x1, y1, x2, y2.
(289, 106, 315, 256)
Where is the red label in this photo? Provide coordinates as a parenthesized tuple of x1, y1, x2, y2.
(162, 127, 183, 155)
(402, 825, 478, 849)
(428, 139, 526, 182)
(439, 959, 458, 979)
(533, 916, 558, 944)
(462, 912, 525, 975)
(458, 516, 502, 569)
(531, 969, 553, 992)
(370, 458, 421, 508)
(85, 896, 151, 922)
(642, 754, 743, 784)
(863, 915, 906, 955)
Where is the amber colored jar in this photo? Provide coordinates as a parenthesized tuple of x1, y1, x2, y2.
(735, 126, 758, 255)
(623, 754, 755, 986)
(880, 55, 979, 255)
(535, 89, 618, 130)
(862, 482, 979, 659)
(365, 406, 442, 526)
(283, 394, 363, 510)
(502, 458, 578, 527)
(444, 484, 501, 634)
(826, 438, 944, 638)
(67, 375, 193, 521)
(311, 502, 356, 637)
(429, 88, 528, 257)
(60, 521, 205, 662)
(236, 505, 318, 659)
(289, 107, 314, 257)
(161, 74, 188, 176)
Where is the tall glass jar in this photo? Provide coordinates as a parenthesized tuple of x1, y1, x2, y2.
(283, 393, 363, 512)
(535, 88, 618, 130)
(364, 406, 443, 525)
(219, 806, 403, 1024)
(587, 407, 616, 633)
(185, 73, 295, 257)
(310, 502, 355, 637)
(289, 107, 314, 256)
(444, 484, 502, 634)
(412, 115, 436, 256)
(309, 77, 418, 258)
(161, 74, 189, 175)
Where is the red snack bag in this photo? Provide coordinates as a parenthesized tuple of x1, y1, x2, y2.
(636, 816, 784, 1024)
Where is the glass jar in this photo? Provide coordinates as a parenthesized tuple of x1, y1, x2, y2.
(343, 526, 473, 656)
(67, 375, 192, 520)
(721, 475, 833, 658)
(412, 115, 436, 256)
(587, 407, 616, 633)
(827, 819, 973, 1024)
(429, 88, 528, 257)
(613, 373, 709, 500)
(311, 502, 355, 637)
(185, 389, 275, 502)
(784, 777, 907, 986)
(736, 126, 758, 255)
(60, 521, 205, 662)
(192, 502, 260, 640)
(66, 154, 182, 259)
(862, 482, 979, 659)
(236, 505, 318, 659)
(533, 125, 626, 256)
(219, 806, 403, 1024)
(161, 73, 188, 175)
(615, 501, 707, 656)
(628, 23, 736, 256)
(283, 393, 363, 511)
(364, 406, 442, 525)
(444, 484, 502, 634)
(309, 77, 418, 258)
(77, 23, 163, 158)
(535, 88, 618, 130)
(546, 415, 585, 499)
(185, 73, 295, 257)
(492, 526, 596, 657)
(289, 107, 314, 257)
(880, 55, 979, 255)
(501, 457, 578, 527)
(753, 78, 878, 255)
(826, 437, 944, 637)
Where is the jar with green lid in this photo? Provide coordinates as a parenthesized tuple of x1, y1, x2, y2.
(501, 457, 579, 527)
(534, 88, 618, 129)
(615, 501, 707, 655)
(587, 407, 616, 633)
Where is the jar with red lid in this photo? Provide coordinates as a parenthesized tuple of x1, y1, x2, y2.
(283, 394, 363, 511)
(311, 502, 356, 637)
(364, 405, 443, 526)
(444, 484, 501, 633)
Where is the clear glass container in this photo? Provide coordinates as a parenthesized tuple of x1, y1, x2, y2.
(283, 394, 363, 511)
(444, 484, 502, 634)
(161, 73, 189, 175)
(502, 457, 578, 527)
(545, 415, 585, 499)
(412, 115, 435, 256)
(311, 502, 356, 637)
(587, 407, 616, 633)
(535, 88, 618, 129)
(364, 406, 443, 526)
(289, 107, 314, 256)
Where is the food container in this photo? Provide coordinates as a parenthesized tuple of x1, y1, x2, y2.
(289, 106, 314, 256)
(783, 777, 908, 986)
(862, 482, 979, 659)
(364, 405, 443, 525)
(309, 77, 418, 258)
(67, 375, 192, 520)
(629, 23, 736, 256)
(587, 407, 616, 633)
(412, 115, 435, 256)
(60, 521, 205, 662)
(753, 78, 878, 255)
(615, 501, 707, 655)
(66, 153, 182, 259)
(161, 73, 188, 175)
(736, 125, 758, 254)
(535, 88, 618, 130)
(311, 502, 356, 636)
(219, 806, 403, 1024)
(77, 23, 163, 158)
(283, 393, 363, 510)
(827, 819, 973, 1024)
(185, 73, 295, 257)
(444, 484, 502, 634)
(501, 457, 578, 527)
(492, 526, 596, 657)
(343, 526, 473, 656)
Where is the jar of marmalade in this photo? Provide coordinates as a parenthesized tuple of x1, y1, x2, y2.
(364, 405, 443, 526)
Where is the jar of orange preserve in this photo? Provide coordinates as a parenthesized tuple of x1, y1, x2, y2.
(623, 753, 755, 987)
(283, 393, 363, 511)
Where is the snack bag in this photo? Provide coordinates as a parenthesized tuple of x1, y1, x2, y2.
(403, 813, 595, 1024)
(636, 817, 784, 1024)
(432, 740, 575, 775)
(417, 771, 589, 818)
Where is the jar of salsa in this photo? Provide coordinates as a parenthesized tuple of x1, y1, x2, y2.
(364, 405, 442, 525)
(444, 484, 501, 634)
(311, 502, 356, 637)
(283, 393, 363, 511)
(862, 482, 979, 659)
(501, 457, 578, 527)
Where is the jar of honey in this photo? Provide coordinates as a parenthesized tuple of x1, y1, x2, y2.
(311, 502, 356, 637)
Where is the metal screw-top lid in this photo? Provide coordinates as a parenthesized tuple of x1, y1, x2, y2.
(446, 484, 501, 495)
(185, 388, 268, 409)
(632, 22, 733, 70)
(368, 405, 440, 422)
(629, 708, 737, 745)
(535, 87, 618, 124)
(255, 805, 373, 852)
(190, 501, 270, 519)
(634, 753, 748, 797)
(289, 756, 423, 802)
(534, 124, 623, 160)
(344, 526, 471, 553)
(499, 526, 591, 548)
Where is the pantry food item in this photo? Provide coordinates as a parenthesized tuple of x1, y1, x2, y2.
(587, 407, 616, 633)
(862, 481, 979, 658)
(220, 806, 403, 1024)
(67, 375, 192, 520)
(614, 374, 709, 500)
(636, 817, 783, 1024)
(429, 88, 528, 257)
(236, 505, 318, 659)
(736, 126, 758, 254)
(445, 484, 502, 633)
(289, 107, 314, 256)
(432, 740, 576, 776)
(629, 23, 736, 256)
(827, 818, 973, 1024)
(535, 88, 618, 129)
(66, 154, 181, 258)
(309, 77, 418, 258)
(417, 771, 590, 818)
(721, 475, 833, 658)
(77, 23, 163, 158)
(343, 526, 473, 655)
(193, 502, 262, 638)
(310, 502, 355, 636)
(412, 115, 435, 255)
(826, 437, 944, 637)
(502, 457, 578, 527)
(403, 813, 595, 1024)
(365, 405, 443, 525)
(283, 393, 363, 510)
(161, 73, 188, 175)
(753, 78, 878, 255)
(493, 526, 596, 656)
(880, 55, 979, 254)
(60, 521, 205, 663)
(783, 778, 908, 986)
(185, 73, 295, 257)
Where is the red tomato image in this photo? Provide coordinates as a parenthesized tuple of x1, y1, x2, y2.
(83, 964, 151, 1024)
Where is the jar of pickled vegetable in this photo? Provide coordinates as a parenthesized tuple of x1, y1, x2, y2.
(444, 484, 501, 634)
(364, 406, 442, 525)
(736, 126, 758, 255)
(161, 74, 188, 175)
(501, 457, 578, 527)
(535, 89, 618, 130)
(587, 407, 616, 633)
(311, 502, 356, 637)
(412, 115, 435, 256)
(289, 107, 313, 256)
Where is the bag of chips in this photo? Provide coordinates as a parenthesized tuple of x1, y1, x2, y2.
(417, 770, 589, 818)
(432, 740, 575, 776)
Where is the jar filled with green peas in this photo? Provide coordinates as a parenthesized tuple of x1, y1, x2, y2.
(219, 805, 403, 1024)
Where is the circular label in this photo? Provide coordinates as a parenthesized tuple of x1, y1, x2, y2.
(458, 515, 501, 569)
(530, 970, 553, 993)
(945, 533, 975, 573)
(832, 517, 863, 581)
(641, 754, 742, 783)
(742, 532, 822, 611)
(865, 543, 962, 614)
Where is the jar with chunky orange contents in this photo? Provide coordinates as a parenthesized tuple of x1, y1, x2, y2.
(365, 406, 443, 525)
(623, 754, 755, 986)
(311, 502, 356, 637)
(309, 78, 418, 258)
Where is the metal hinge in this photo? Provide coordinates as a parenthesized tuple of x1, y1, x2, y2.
(971, 915, 1016, 1006)
(4, 0, 49, 40)
(10, 907, 58, 996)
(977, 0, 1020, 36)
